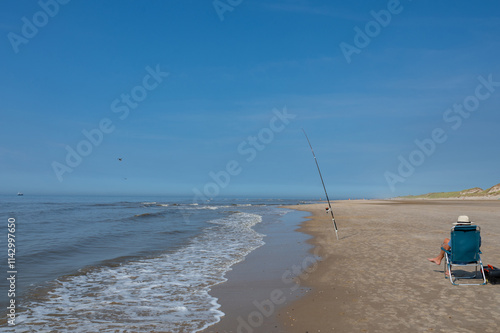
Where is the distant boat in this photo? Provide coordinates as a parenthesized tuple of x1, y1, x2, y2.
(17, 192, 23, 196)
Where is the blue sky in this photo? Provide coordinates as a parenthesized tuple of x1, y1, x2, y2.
(1, 0, 500, 199)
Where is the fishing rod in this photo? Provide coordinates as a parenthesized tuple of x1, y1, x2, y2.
(302, 129, 339, 240)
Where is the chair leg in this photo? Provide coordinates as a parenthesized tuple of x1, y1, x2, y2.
(448, 264, 455, 285)
(444, 254, 454, 283)
(443, 253, 448, 279)
(480, 262, 487, 285)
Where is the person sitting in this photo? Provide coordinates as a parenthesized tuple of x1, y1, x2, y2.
(427, 215, 479, 266)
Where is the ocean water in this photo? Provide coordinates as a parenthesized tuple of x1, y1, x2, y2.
(0, 195, 310, 332)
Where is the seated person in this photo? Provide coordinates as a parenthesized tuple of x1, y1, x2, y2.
(427, 215, 479, 266)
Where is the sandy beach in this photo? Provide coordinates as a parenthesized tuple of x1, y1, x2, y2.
(205, 199, 500, 333)
(280, 200, 500, 333)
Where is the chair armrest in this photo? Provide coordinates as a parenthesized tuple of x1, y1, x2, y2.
(441, 247, 451, 255)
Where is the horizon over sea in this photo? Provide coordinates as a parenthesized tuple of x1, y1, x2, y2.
(0, 194, 318, 332)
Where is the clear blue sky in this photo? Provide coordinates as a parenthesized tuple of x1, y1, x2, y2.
(1, 0, 499, 199)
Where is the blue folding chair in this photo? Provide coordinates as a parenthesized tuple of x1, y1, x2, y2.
(443, 225, 486, 285)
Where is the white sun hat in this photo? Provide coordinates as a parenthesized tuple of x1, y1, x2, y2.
(454, 215, 473, 225)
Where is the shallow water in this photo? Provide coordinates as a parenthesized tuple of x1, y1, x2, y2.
(0, 195, 310, 332)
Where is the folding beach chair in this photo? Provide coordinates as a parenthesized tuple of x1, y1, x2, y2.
(443, 225, 486, 285)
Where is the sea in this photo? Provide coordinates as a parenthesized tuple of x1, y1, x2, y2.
(0, 195, 313, 332)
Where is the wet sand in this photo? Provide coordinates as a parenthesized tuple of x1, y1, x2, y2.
(279, 199, 500, 333)
(201, 209, 314, 333)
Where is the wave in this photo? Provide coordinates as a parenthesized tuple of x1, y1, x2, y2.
(133, 212, 155, 218)
(131, 211, 166, 219)
(10, 212, 265, 332)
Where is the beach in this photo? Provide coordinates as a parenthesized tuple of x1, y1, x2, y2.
(205, 199, 500, 333)
(3, 197, 500, 332)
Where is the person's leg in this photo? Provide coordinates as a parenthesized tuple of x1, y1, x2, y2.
(427, 238, 450, 265)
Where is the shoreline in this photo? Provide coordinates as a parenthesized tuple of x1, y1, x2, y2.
(201, 209, 314, 333)
(279, 199, 500, 332)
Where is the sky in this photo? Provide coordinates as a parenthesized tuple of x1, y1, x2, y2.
(1, 0, 500, 200)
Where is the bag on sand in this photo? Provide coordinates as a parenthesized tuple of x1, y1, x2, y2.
(484, 265, 500, 284)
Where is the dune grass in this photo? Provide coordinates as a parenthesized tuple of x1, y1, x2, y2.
(401, 184, 500, 199)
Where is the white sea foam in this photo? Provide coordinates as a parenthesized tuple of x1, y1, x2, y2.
(197, 204, 252, 210)
(200, 205, 219, 210)
(13, 212, 264, 333)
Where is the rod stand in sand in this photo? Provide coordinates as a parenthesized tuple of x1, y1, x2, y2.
(302, 129, 339, 240)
